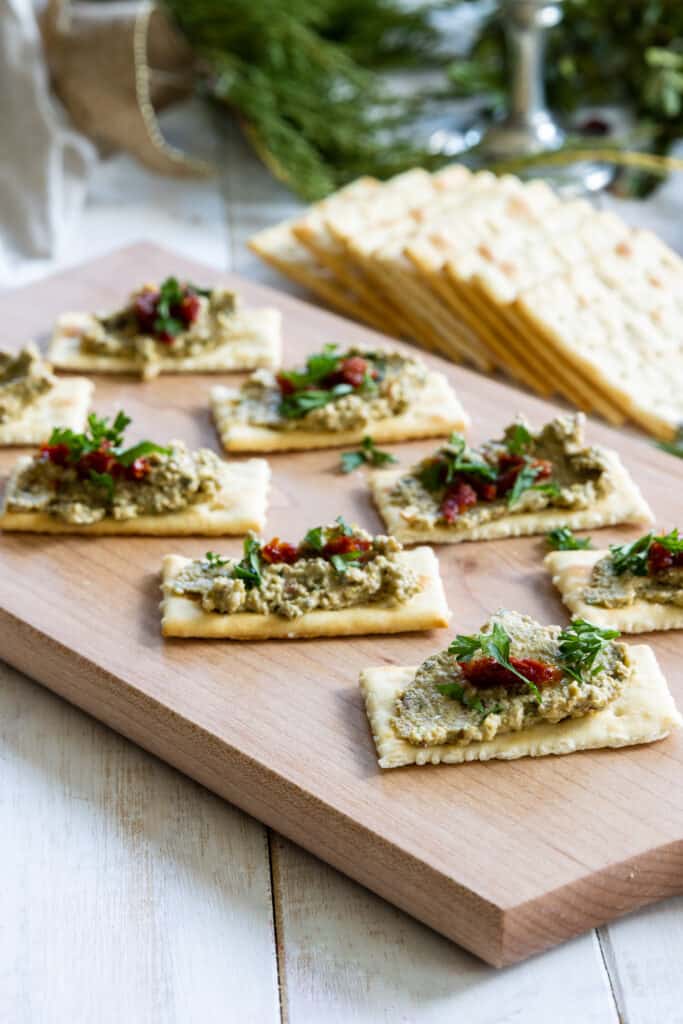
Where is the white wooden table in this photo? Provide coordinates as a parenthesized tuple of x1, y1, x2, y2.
(2, 100, 682, 1024)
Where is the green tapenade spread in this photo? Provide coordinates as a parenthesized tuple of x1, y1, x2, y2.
(584, 529, 683, 609)
(224, 345, 427, 433)
(169, 520, 420, 619)
(79, 278, 240, 379)
(0, 345, 55, 423)
(5, 411, 222, 525)
(391, 611, 629, 747)
(387, 414, 612, 530)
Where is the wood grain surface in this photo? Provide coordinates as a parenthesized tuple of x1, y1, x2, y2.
(1, 242, 682, 967)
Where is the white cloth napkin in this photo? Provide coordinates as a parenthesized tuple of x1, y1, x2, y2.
(0, 0, 95, 277)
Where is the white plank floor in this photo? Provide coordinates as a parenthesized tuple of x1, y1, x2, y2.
(2, 99, 682, 1023)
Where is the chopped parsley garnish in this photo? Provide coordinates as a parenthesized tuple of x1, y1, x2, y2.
(204, 551, 229, 568)
(88, 469, 115, 502)
(610, 529, 683, 576)
(278, 344, 341, 391)
(279, 382, 353, 419)
(329, 552, 362, 574)
(507, 461, 560, 507)
(503, 422, 533, 456)
(436, 680, 484, 713)
(276, 347, 383, 420)
(150, 277, 209, 338)
(46, 412, 170, 467)
(418, 433, 497, 492)
(335, 514, 354, 536)
(232, 536, 263, 589)
(340, 436, 398, 473)
(656, 427, 683, 460)
(302, 525, 325, 551)
(557, 619, 620, 683)
(547, 527, 593, 550)
(609, 533, 654, 576)
(448, 623, 543, 704)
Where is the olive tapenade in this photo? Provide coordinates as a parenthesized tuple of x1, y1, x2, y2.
(78, 277, 240, 379)
(391, 610, 629, 747)
(5, 410, 222, 525)
(387, 414, 612, 530)
(584, 529, 683, 609)
(222, 345, 428, 433)
(0, 345, 55, 424)
(169, 518, 421, 619)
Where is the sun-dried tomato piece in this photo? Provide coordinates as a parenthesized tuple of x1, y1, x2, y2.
(261, 538, 300, 564)
(469, 476, 497, 502)
(180, 292, 201, 326)
(322, 534, 372, 558)
(496, 454, 552, 496)
(125, 457, 151, 482)
(39, 442, 70, 466)
(77, 447, 117, 477)
(133, 290, 159, 334)
(276, 374, 296, 396)
(459, 656, 562, 690)
(648, 541, 683, 574)
(440, 480, 478, 523)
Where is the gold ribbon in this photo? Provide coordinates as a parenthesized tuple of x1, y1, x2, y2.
(492, 147, 683, 178)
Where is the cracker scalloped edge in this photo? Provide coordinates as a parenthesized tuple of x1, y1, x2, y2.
(360, 645, 682, 768)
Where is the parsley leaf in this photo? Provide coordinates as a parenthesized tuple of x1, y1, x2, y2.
(279, 383, 353, 420)
(481, 623, 542, 705)
(656, 427, 683, 459)
(48, 411, 132, 461)
(558, 619, 620, 683)
(330, 552, 362, 574)
(335, 515, 354, 536)
(417, 434, 497, 492)
(547, 527, 593, 550)
(88, 470, 114, 502)
(507, 461, 543, 506)
(435, 680, 485, 713)
(204, 551, 229, 568)
(277, 344, 340, 392)
(448, 623, 542, 704)
(610, 529, 683, 576)
(504, 422, 533, 456)
(232, 536, 262, 589)
(656, 527, 683, 554)
(117, 440, 171, 466)
(340, 436, 398, 473)
(609, 533, 654, 576)
(153, 277, 186, 337)
(302, 525, 325, 551)
(447, 633, 484, 662)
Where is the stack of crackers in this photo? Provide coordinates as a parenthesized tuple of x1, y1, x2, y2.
(249, 164, 683, 441)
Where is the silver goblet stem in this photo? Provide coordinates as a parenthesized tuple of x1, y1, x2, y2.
(479, 0, 565, 160)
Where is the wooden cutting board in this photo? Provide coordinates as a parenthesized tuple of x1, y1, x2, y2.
(2, 243, 682, 967)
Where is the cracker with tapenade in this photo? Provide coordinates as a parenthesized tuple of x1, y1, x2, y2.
(370, 414, 652, 544)
(0, 410, 270, 535)
(160, 529, 450, 640)
(362, 646, 680, 768)
(48, 278, 282, 379)
(360, 610, 681, 768)
(0, 343, 93, 446)
(546, 539, 683, 634)
(211, 345, 469, 453)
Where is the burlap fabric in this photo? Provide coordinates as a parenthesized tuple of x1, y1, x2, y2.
(40, 0, 212, 178)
